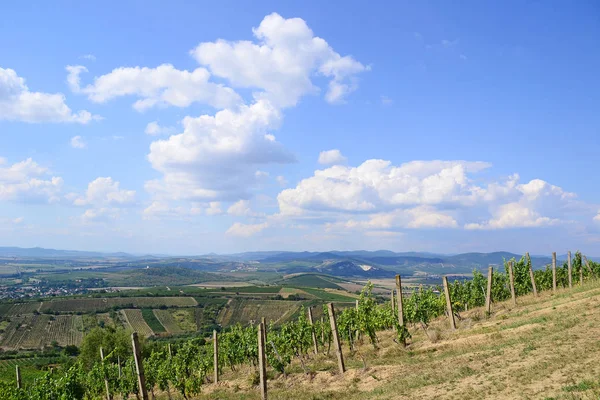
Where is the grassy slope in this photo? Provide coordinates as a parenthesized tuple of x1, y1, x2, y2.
(194, 280, 600, 400)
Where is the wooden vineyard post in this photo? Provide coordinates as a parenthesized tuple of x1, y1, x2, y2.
(552, 252, 557, 292)
(261, 317, 267, 341)
(100, 347, 112, 400)
(213, 330, 219, 384)
(15, 365, 21, 389)
(321, 316, 325, 344)
(307, 307, 319, 355)
(257, 322, 268, 400)
(395, 275, 405, 327)
(442, 277, 456, 330)
(568, 251, 573, 288)
(390, 289, 396, 331)
(508, 261, 517, 306)
(131, 332, 149, 400)
(327, 303, 346, 374)
(485, 266, 493, 315)
(527, 253, 538, 296)
(355, 299, 361, 341)
(168, 343, 172, 357)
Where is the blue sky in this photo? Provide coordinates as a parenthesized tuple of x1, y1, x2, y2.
(1, 1, 599, 255)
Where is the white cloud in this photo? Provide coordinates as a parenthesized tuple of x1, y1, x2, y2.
(226, 222, 268, 237)
(12, 217, 24, 224)
(227, 200, 252, 216)
(145, 121, 176, 136)
(325, 206, 457, 231)
(205, 202, 222, 216)
(465, 202, 559, 230)
(70, 135, 87, 149)
(65, 14, 366, 215)
(595, 212, 600, 223)
(276, 158, 582, 234)
(0, 157, 63, 203)
(0, 67, 97, 123)
(191, 13, 368, 107)
(278, 160, 491, 215)
(73, 177, 135, 207)
(318, 149, 346, 165)
(226, 199, 265, 217)
(276, 176, 288, 187)
(79, 54, 96, 62)
(67, 63, 242, 112)
(81, 207, 121, 223)
(146, 99, 294, 202)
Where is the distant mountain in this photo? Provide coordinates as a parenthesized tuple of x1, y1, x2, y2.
(314, 260, 395, 278)
(0, 246, 135, 259)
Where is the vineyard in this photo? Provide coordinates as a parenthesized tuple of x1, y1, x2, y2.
(39, 297, 198, 313)
(121, 310, 154, 338)
(0, 315, 84, 349)
(1, 252, 599, 399)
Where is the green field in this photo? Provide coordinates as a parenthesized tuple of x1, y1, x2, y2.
(299, 287, 357, 301)
(141, 309, 166, 333)
(280, 274, 344, 289)
(153, 309, 184, 334)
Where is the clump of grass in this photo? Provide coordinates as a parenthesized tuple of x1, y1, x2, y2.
(562, 380, 597, 392)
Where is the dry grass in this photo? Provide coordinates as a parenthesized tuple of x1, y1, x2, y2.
(160, 280, 600, 399)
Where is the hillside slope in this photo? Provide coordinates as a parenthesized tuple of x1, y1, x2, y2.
(199, 281, 600, 399)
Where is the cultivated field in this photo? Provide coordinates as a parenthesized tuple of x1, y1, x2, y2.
(0, 314, 83, 349)
(153, 309, 184, 334)
(121, 309, 154, 337)
(0, 302, 41, 316)
(217, 299, 302, 326)
(39, 296, 197, 313)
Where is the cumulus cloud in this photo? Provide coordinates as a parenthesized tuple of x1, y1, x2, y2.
(0, 157, 63, 203)
(226, 222, 268, 237)
(66, 14, 366, 217)
(325, 206, 457, 232)
(70, 135, 86, 149)
(465, 202, 559, 230)
(318, 149, 346, 165)
(0, 67, 97, 123)
(595, 212, 600, 223)
(191, 12, 368, 107)
(146, 99, 294, 201)
(278, 160, 491, 215)
(277, 159, 582, 234)
(73, 177, 135, 207)
(145, 121, 176, 136)
(67, 64, 242, 111)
